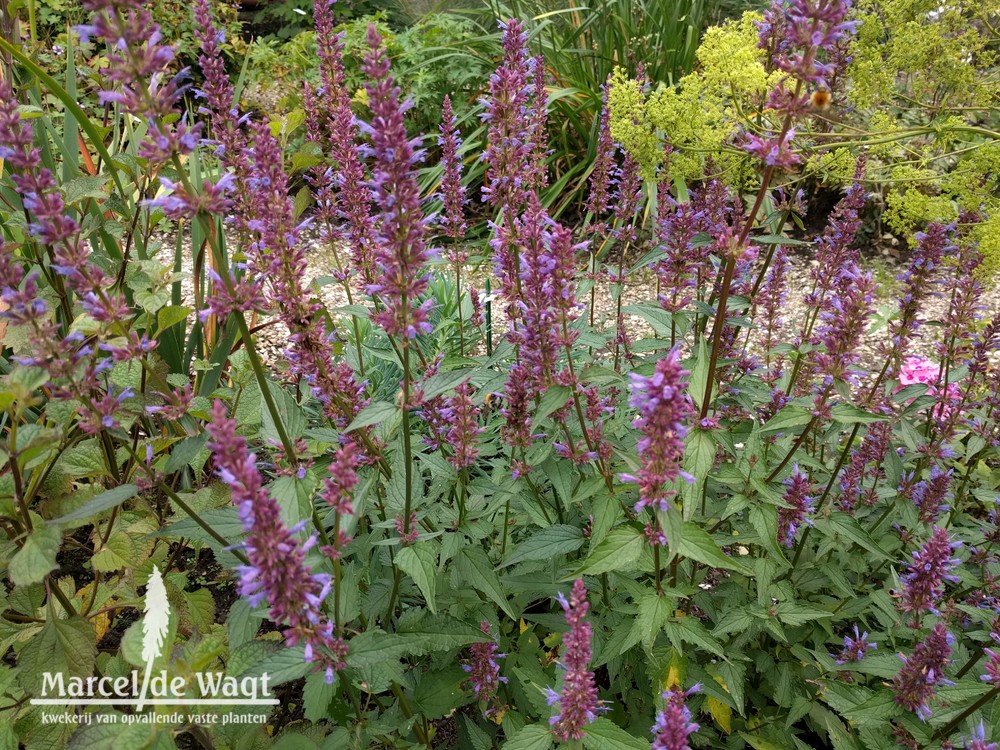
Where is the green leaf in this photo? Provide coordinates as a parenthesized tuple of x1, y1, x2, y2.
(500, 524, 584, 569)
(62, 174, 108, 204)
(684, 428, 717, 481)
(840, 690, 902, 725)
(164, 435, 207, 474)
(688, 338, 710, 410)
(761, 406, 813, 434)
(678, 523, 750, 574)
(457, 547, 516, 619)
(303, 671, 337, 723)
(237, 644, 311, 686)
(572, 527, 644, 576)
(814, 513, 892, 561)
(754, 234, 810, 246)
(583, 718, 650, 749)
(348, 617, 489, 668)
(666, 616, 727, 659)
(396, 543, 438, 614)
(535, 386, 573, 423)
(626, 592, 673, 652)
(157, 305, 192, 332)
(775, 603, 832, 626)
(830, 404, 890, 425)
(227, 598, 258, 651)
(421, 368, 476, 400)
(413, 665, 468, 719)
(395, 613, 491, 653)
(9, 524, 61, 586)
(347, 400, 397, 431)
(262, 381, 307, 443)
(161, 507, 243, 540)
(502, 724, 553, 750)
(50, 484, 138, 525)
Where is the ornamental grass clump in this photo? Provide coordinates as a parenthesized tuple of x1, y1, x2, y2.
(2, 0, 1000, 746)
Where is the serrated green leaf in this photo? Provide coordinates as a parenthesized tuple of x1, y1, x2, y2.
(62, 174, 108, 204)
(502, 724, 553, 750)
(761, 406, 813, 434)
(535, 386, 573, 423)
(627, 592, 673, 652)
(303, 670, 337, 723)
(583, 718, 650, 749)
(500, 525, 584, 568)
(775, 603, 832, 626)
(840, 690, 901, 724)
(157, 304, 192, 332)
(830, 404, 890, 425)
(50, 484, 138, 525)
(457, 547, 516, 619)
(572, 527, 644, 576)
(814, 513, 892, 561)
(347, 400, 397, 431)
(678, 523, 750, 574)
(396, 543, 437, 614)
(237, 644, 310, 686)
(421, 369, 476, 400)
(9, 524, 61, 585)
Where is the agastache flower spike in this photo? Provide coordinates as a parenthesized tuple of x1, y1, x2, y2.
(526, 55, 549, 191)
(362, 24, 435, 339)
(82, 0, 200, 165)
(980, 632, 1000, 686)
(897, 526, 962, 619)
(651, 684, 701, 750)
(622, 349, 694, 513)
(481, 19, 533, 213)
(964, 722, 999, 750)
(546, 579, 600, 741)
(462, 621, 508, 717)
(586, 78, 616, 225)
(893, 622, 953, 720)
(206, 402, 346, 682)
(313, 0, 378, 286)
(778, 466, 814, 547)
(835, 625, 877, 664)
(885, 222, 954, 365)
(445, 382, 482, 470)
(438, 95, 467, 240)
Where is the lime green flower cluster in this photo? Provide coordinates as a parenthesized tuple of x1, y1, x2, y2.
(607, 13, 783, 183)
(848, 0, 998, 111)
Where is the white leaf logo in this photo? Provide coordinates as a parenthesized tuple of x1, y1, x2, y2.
(136, 565, 170, 711)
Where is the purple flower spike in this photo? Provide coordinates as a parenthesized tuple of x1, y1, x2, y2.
(438, 95, 467, 241)
(981, 632, 1000, 686)
(586, 77, 616, 224)
(549, 579, 601, 741)
(482, 19, 533, 213)
(778, 466, 815, 547)
(651, 684, 700, 750)
(206, 402, 347, 680)
(835, 625, 877, 664)
(893, 623, 953, 721)
(897, 526, 962, 618)
(362, 24, 435, 340)
(965, 722, 999, 750)
(463, 620, 508, 717)
(624, 349, 693, 513)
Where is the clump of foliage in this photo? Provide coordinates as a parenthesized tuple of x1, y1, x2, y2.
(1, 1, 1000, 750)
(244, 12, 488, 134)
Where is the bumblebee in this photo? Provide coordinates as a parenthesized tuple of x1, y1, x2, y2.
(810, 87, 832, 110)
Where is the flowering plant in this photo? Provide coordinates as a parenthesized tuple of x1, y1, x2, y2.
(0, 0, 999, 748)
